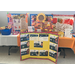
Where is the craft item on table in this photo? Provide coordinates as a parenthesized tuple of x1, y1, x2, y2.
(0, 26, 5, 30)
(71, 30, 75, 37)
(0, 27, 1, 30)
(65, 29, 72, 38)
(58, 31, 64, 37)
(72, 33, 75, 37)
(8, 24, 11, 29)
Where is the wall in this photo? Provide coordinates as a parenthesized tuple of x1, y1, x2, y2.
(0, 11, 75, 31)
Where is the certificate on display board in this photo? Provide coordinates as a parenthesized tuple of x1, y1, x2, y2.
(53, 14, 74, 38)
(7, 13, 28, 35)
(20, 32, 59, 64)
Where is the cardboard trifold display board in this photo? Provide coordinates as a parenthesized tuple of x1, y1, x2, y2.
(20, 32, 59, 64)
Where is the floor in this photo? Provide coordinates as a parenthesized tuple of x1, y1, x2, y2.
(0, 46, 75, 64)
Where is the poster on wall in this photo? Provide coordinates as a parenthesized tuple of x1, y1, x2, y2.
(30, 13, 55, 32)
(7, 13, 28, 34)
(20, 32, 59, 64)
(53, 15, 74, 38)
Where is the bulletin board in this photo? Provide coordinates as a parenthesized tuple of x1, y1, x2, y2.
(7, 13, 28, 34)
(30, 13, 55, 32)
(20, 32, 59, 64)
(53, 14, 74, 38)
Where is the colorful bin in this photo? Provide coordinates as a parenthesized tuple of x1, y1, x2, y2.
(1, 28, 12, 35)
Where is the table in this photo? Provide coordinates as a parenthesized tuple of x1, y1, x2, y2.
(59, 37, 75, 58)
(0, 34, 20, 55)
(1, 33, 75, 57)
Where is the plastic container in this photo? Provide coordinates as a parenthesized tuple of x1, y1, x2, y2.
(1, 28, 12, 35)
(73, 34, 75, 37)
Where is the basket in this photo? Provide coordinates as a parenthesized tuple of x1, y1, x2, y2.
(1, 28, 12, 35)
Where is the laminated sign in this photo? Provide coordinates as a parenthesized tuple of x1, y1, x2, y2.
(20, 32, 59, 64)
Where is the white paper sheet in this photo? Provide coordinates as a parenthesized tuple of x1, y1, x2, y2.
(65, 29, 72, 38)
(28, 26, 34, 32)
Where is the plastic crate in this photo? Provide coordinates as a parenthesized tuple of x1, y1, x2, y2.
(1, 28, 12, 35)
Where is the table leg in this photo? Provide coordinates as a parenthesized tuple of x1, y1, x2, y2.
(8, 46, 12, 55)
(58, 48, 61, 55)
(63, 49, 65, 58)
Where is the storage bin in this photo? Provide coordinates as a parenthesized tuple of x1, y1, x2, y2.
(1, 28, 12, 35)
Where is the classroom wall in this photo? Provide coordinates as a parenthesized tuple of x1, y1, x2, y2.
(0, 11, 75, 31)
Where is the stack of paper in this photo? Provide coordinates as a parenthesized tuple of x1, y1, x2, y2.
(65, 29, 72, 38)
